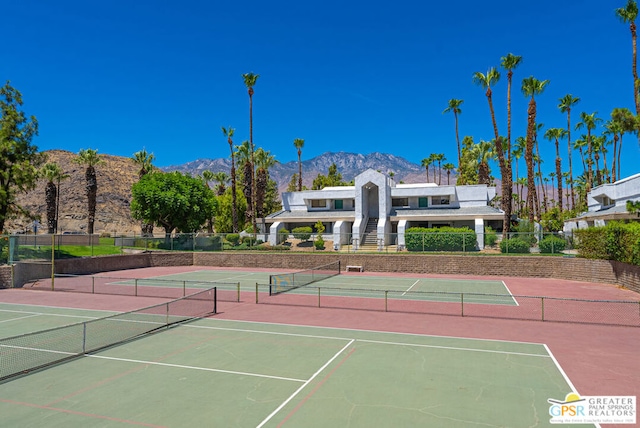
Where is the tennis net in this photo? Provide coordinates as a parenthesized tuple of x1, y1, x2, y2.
(269, 260, 341, 295)
(0, 287, 217, 382)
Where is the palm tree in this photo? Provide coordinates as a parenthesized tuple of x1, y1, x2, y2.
(436, 153, 446, 184)
(521, 76, 550, 222)
(544, 128, 567, 212)
(516, 177, 527, 215)
(235, 140, 253, 226)
(293, 138, 305, 191)
(604, 119, 622, 182)
(132, 149, 155, 179)
(558, 94, 581, 210)
(611, 107, 637, 179)
(443, 163, 455, 184)
(40, 163, 65, 234)
(72, 149, 104, 234)
(420, 157, 433, 182)
(512, 136, 526, 188)
(255, 148, 278, 218)
(501, 53, 523, 161)
(616, 0, 640, 115)
(548, 172, 557, 207)
(473, 67, 512, 232)
(242, 72, 260, 233)
(222, 126, 239, 233)
(562, 172, 571, 210)
(591, 135, 607, 185)
(575, 111, 602, 192)
(443, 99, 464, 166)
(573, 136, 588, 175)
(534, 122, 545, 213)
(132, 149, 156, 236)
(212, 171, 230, 196)
(475, 140, 493, 185)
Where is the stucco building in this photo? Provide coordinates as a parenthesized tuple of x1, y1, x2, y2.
(266, 169, 503, 250)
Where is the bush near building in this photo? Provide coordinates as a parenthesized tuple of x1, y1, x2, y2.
(405, 227, 477, 252)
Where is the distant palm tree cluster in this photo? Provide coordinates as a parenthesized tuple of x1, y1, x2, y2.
(437, 0, 640, 232)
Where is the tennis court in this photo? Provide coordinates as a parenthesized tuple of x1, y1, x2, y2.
(0, 302, 591, 428)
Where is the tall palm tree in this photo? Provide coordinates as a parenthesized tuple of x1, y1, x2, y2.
(255, 148, 278, 218)
(475, 140, 493, 185)
(512, 136, 526, 188)
(132, 149, 155, 236)
(591, 135, 607, 185)
(443, 163, 455, 184)
(558, 94, 581, 210)
(548, 172, 557, 207)
(235, 140, 253, 226)
(573, 136, 588, 175)
(562, 172, 571, 210)
(434, 153, 445, 185)
(222, 126, 239, 233)
(40, 163, 65, 234)
(72, 149, 104, 234)
(293, 138, 305, 191)
(242, 72, 260, 233)
(616, 0, 640, 115)
(501, 53, 523, 161)
(604, 119, 622, 182)
(473, 67, 512, 232)
(575, 111, 602, 192)
(420, 157, 433, 182)
(544, 128, 567, 212)
(611, 107, 637, 179)
(443, 99, 464, 166)
(521, 76, 550, 222)
(534, 122, 545, 213)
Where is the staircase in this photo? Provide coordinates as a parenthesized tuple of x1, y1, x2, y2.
(359, 218, 379, 250)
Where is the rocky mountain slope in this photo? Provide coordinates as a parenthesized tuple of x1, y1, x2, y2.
(7, 151, 444, 234)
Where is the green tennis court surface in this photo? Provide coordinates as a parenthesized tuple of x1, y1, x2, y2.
(82, 270, 517, 306)
(0, 307, 589, 427)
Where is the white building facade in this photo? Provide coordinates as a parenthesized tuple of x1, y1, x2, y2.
(266, 169, 503, 250)
(564, 172, 640, 232)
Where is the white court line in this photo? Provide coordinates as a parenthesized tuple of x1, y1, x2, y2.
(0, 344, 75, 356)
(0, 302, 117, 314)
(256, 339, 355, 428)
(401, 280, 420, 296)
(501, 280, 519, 306)
(0, 314, 41, 324)
(88, 354, 306, 383)
(187, 324, 355, 342)
(358, 339, 549, 358)
(543, 344, 602, 428)
(0, 309, 102, 320)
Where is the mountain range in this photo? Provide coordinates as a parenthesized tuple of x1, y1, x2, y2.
(8, 151, 445, 234)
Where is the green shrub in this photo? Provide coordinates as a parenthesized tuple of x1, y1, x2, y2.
(575, 221, 640, 265)
(314, 236, 325, 250)
(500, 238, 530, 253)
(405, 227, 477, 251)
(292, 226, 312, 241)
(278, 228, 289, 235)
(484, 226, 497, 247)
(226, 233, 240, 246)
(539, 235, 566, 254)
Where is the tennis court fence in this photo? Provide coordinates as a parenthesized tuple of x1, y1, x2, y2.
(25, 274, 241, 302)
(255, 285, 640, 327)
(0, 287, 217, 382)
(269, 260, 341, 295)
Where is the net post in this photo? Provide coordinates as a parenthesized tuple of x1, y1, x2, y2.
(135, 278, 138, 297)
(51, 234, 55, 291)
(82, 322, 87, 353)
(214, 287, 217, 314)
(385, 290, 388, 312)
(541, 297, 545, 321)
(461, 293, 464, 317)
(92, 276, 95, 294)
(256, 283, 259, 303)
(338, 260, 341, 274)
(183, 280, 186, 297)
(166, 302, 169, 327)
(237, 282, 240, 302)
(318, 287, 321, 308)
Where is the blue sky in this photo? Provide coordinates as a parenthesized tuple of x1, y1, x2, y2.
(5, 0, 639, 179)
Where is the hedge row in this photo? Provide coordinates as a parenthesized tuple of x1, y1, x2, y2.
(576, 221, 640, 265)
(405, 227, 477, 251)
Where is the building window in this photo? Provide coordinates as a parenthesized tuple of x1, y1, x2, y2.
(601, 196, 614, 207)
(334, 200, 343, 210)
(418, 197, 428, 208)
(392, 198, 408, 207)
(311, 200, 325, 208)
(431, 196, 450, 206)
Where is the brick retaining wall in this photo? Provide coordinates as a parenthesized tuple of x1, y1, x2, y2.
(1, 252, 639, 294)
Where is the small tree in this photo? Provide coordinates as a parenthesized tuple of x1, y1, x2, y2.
(314, 221, 325, 250)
